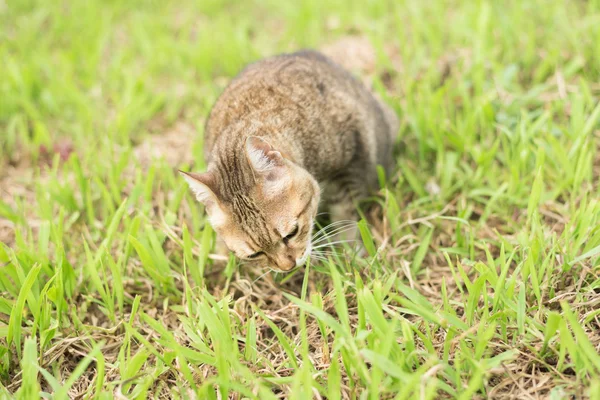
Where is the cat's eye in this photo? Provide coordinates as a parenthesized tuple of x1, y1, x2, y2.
(247, 251, 264, 259)
(283, 224, 299, 243)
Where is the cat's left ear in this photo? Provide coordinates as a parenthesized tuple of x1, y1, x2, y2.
(179, 170, 227, 226)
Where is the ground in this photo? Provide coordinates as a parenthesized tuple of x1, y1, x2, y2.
(1, 0, 600, 399)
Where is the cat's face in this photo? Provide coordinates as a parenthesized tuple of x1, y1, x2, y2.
(181, 136, 320, 272)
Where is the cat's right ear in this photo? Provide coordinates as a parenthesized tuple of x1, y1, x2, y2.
(179, 171, 226, 226)
(245, 136, 286, 179)
(245, 136, 292, 198)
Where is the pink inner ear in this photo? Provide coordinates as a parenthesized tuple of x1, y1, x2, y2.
(180, 170, 229, 226)
(246, 136, 285, 174)
(247, 136, 273, 154)
(180, 170, 220, 202)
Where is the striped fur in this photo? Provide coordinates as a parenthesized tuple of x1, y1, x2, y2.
(183, 50, 398, 271)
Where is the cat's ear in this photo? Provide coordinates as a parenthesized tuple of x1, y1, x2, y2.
(245, 136, 286, 182)
(179, 171, 227, 226)
(179, 171, 217, 203)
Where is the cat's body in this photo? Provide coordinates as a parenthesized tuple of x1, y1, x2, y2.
(204, 51, 398, 202)
(182, 50, 398, 271)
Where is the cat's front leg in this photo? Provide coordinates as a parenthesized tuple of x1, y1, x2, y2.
(318, 179, 365, 245)
(327, 200, 360, 242)
(316, 175, 372, 256)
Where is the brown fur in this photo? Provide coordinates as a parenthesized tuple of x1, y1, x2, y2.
(182, 50, 398, 271)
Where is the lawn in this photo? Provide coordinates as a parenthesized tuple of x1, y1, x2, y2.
(1, 0, 600, 398)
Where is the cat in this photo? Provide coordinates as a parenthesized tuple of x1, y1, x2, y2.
(181, 50, 398, 272)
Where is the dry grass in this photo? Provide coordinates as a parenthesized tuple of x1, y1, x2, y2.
(2, 0, 600, 399)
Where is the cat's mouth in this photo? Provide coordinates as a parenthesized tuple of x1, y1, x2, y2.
(264, 245, 312, 272)
(295, 243, 312, 267)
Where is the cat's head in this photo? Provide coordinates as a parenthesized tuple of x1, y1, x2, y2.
(181, 136, 320, 272)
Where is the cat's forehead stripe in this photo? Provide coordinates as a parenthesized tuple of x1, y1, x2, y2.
(238, 212, 278, 248)
(242, 225, 261, 249)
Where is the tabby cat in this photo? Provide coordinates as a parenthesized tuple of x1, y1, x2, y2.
(181, 50, 398, 271)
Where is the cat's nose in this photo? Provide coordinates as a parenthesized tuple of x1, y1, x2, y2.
(276, 254, 296, 271)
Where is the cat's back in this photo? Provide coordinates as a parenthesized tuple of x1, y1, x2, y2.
(203, 50, 397, 180)
(221, 50, 358, 100)
(204, 51, 373, 151)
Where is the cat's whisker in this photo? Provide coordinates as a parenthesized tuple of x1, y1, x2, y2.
(315, 219, 356, 230)
(312, 224, 354, 242)
(312, 228, 353, 245)
(312, 239, 357, 250)
(312, 225, 358, 245)
(252, 269, 271, 284)
(319, 248, 341, 253)
(313, 219, 356, 233)
(314, 248, 338, 253)
(310, 249, 348, 263)
(311, 249, 334, 256)
(312, 249, 336, 256)
(312, 253, 337, 259)
(313, 223, 355, 238)
(312, 221, 357, 241)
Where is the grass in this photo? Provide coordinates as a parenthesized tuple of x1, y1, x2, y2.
(1, 0, 600, 398)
